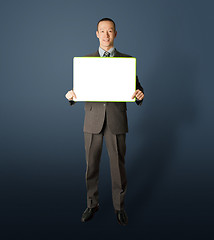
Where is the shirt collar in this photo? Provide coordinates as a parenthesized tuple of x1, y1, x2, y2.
(99, 47, 115, 57)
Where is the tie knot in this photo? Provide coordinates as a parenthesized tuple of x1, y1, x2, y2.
(103, 51, 110, 57)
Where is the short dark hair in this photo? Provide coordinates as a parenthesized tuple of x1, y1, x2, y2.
(97, 18, 116, 31)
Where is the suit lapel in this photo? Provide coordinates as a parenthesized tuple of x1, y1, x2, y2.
(115, 49, 125, 57)
(114, 49, 121, 57)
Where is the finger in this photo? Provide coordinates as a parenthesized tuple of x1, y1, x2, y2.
(72, 91, 77, 99)
(137, 91, 143, 96)
(65, 92, 73, 100)
(138, 94, 144, 100)
(132, 90, 139, 99)
(140, 93, 144, 100)
(70, 90, 76, 99)
(136, 92, 144, 100)
(131, 92, 136, 99)
(136, 92, 141, 99)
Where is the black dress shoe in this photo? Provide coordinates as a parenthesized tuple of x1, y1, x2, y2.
(115, 210, 128, 226)
(81, 205, 99, 222)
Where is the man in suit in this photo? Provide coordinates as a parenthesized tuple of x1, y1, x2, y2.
(65, 18, 144, 226)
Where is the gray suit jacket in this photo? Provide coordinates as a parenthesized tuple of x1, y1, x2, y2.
(70, 49, 144, 134)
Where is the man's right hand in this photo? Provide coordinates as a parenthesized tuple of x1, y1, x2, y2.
(65, 90, 77, 101)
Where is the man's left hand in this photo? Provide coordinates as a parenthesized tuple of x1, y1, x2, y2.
(132, 89, 144, 100)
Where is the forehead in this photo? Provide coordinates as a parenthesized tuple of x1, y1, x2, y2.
(98, 21, 114, 30)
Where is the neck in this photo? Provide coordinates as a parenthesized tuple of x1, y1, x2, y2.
(100, 45, 114, 51)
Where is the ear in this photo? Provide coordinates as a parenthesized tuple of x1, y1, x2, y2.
(114, 31, 117, 38)
(96, 31, 99, 39)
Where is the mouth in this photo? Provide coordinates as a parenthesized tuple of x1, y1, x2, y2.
(103, 39, 110, 42)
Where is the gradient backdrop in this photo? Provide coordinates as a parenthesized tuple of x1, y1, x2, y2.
(0, 0, 213, 239)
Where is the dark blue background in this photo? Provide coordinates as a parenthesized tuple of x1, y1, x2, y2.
(0, 0, 213, 239)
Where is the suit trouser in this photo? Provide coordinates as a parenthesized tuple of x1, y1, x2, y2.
(84, 119, 127, 211)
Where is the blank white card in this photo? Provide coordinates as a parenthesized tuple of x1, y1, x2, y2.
(73, 57, 136, 102)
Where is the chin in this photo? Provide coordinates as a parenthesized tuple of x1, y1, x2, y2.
(102, 43, 111, 48)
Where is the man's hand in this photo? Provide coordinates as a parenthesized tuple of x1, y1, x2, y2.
(132, 89, 144, 101)
(65, 90, 77, 101)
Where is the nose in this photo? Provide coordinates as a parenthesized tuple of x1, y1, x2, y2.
(105, 31, 109, 37)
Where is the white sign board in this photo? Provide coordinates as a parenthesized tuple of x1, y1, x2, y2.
(73, 57, 136, 102)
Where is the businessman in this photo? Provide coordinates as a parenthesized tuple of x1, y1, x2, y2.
(65, 18, 144, 226)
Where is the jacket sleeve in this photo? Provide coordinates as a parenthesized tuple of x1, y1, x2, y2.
(69, 100, 76, 106)
(135, 75, 144, 106)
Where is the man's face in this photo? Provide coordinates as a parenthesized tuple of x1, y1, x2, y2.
(96, 21, 117, 51)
